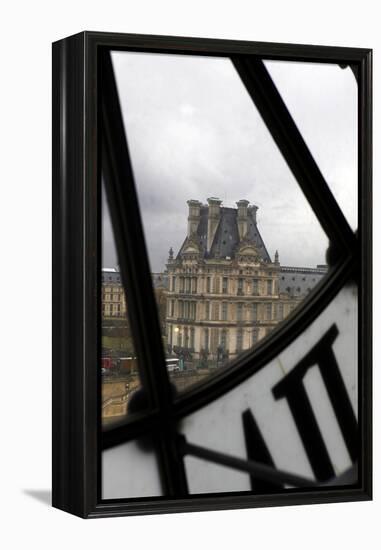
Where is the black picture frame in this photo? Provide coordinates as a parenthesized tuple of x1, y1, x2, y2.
(52, 31, 372, 518)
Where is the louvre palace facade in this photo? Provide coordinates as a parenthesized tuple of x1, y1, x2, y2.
(165, 198, 327, 364)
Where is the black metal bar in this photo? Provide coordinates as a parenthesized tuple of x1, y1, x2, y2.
(100, 48, 188, 496)
(274, 378, 335, 481)
(179, 436, 316, 488)
(272, 324, 358, 469)
(86, 32, 371, 64)
(310, 327, 358, 462)
(242, 409, 283, 492)
(232, 56, 357, 259)
(357, 49, 373, 499)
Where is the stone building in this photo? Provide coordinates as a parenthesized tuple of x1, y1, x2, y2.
(101, 268, 126, 319)
(165, 198, 326, 364)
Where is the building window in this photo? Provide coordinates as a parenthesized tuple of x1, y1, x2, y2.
(178, 300, 184, 318)
(252, 279, 259, 295)
(205, 301, 210, 320)
(278, 303, 284, 320)
(212, 302, 219, 321)
(177, 328, 182, 346)
(252, 303, 258, 321)
(190, 327, 195, 349)
(185, 277, 191, 293)
(170, 300, 175, 317)
(214, 277, 220, 294)
(211, 328, 219, 353)
(222, 277, 228, 294)
(220, 329, 227, 349)
(206, 277, 211, 293)
(267, 280, 272, 295)
(184, 301, 190, 319)
(191, 277, 197, 293)
(237, 302, 244, 321)
(252, 328, 259, 344)
(222, 302, 228, 321)
(266, 303, 272, 320)
(236, 328, 243, 353)
(203, 328, 209, 351)
(172, 276, 176, 292)
(237, 278, 244, 295)
(179, 277, 184, 293)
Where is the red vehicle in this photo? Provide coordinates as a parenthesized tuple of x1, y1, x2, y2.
(101, 357, 112, 370)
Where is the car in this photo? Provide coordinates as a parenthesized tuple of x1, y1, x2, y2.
(166, 358, 180, 372)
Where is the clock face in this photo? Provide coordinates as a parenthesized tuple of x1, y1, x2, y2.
(100, 49, 361, 501)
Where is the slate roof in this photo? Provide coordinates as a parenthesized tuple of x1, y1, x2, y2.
(178, 205, 271, 262)
(279, 266, 328, 297)
(101, 268, 122, 283)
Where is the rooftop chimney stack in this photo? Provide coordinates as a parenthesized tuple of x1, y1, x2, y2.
(236, 199, 250, 239)
(207, 197, 222, 252)
(187, 200, 202, 237)
(248, 204, 258, 224)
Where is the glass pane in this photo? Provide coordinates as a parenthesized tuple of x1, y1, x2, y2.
(264, 60, 358, 230)
(101, 186, 147, 427)
(111, 51, 332, 392)
(182, 284, 358, 494)
(102, 437, 162, 499)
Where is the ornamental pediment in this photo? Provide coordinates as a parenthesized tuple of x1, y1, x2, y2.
(182, 236, 200, 254)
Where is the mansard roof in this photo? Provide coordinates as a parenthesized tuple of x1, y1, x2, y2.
(178, 205, 271, 262)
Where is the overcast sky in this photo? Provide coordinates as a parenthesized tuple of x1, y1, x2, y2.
(102, 51, 357, 272)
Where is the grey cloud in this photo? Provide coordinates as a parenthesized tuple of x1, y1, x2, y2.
(102, 52, 357, 272)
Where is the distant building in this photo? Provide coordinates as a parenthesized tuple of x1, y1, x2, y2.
(101, 268, 169, 319)
(152, 272, 169, 289)
(165, 198, 327, 363)
(101, 268, 126, 319)
(279, 265, 327, 298)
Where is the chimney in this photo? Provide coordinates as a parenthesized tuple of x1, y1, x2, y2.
(236, 199, 250, 239)
(248, 204, 258, 224)
(207, 197, 222, 252)
(187, 200, 202, 237)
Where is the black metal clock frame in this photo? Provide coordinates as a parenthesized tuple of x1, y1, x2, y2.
(52, 31, 372, 518)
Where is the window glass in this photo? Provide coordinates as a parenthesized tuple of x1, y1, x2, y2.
(264, 60, 357, 230)
(101, 186, 148, 428)
(110, 51, 336, 393)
